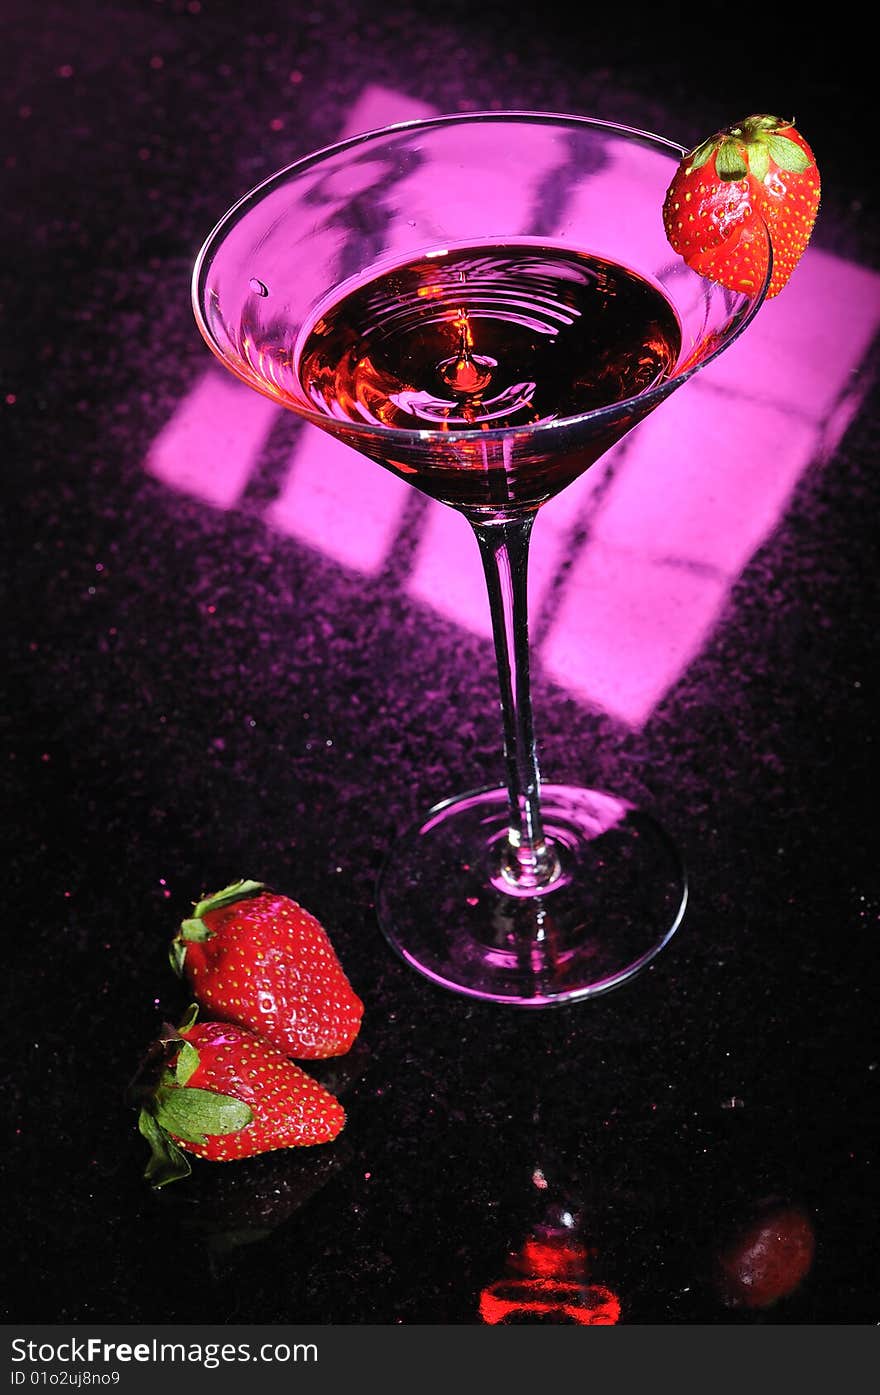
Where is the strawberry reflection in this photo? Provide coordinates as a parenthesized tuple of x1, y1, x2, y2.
(713, 1197, 816, 1311)
(479, 1187, 621, 1325)
(162, 1141, 353, 1256)
(152, 1039, 368, 1255)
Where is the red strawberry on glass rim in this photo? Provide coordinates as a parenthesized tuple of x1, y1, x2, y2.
(170, 879, 364, 1060)
(663, 114, 820, 298)
(138, 1005, 346, 1187)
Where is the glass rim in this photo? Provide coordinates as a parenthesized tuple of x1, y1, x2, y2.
(191, 108, 772, 447)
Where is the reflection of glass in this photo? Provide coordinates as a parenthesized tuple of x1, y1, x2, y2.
(479, 1186, 621, 1324)
(193, 113, 770, 1006)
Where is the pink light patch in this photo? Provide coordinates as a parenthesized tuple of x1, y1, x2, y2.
(266, 426, 411, 575)
(407, 500, 562, 638)
(392, 123, 561, 244)
(146, 369, 277, 508)
(588, 387, 820, 577)
(562, 138, 680, 273)
(541, 541, 730, 727)
(338, 84, 436, 139)
(406, 504, 489, 635)
(707, 248, 880, 421)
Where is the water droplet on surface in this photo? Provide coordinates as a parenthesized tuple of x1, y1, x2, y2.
(249, 277, 269, 297)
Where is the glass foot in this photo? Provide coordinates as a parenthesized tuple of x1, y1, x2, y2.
(375, 784, 687, 1006)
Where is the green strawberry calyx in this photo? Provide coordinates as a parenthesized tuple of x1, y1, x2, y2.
(136, 1005, 254, 1188)
(169, 878, 266, 976)
(686, 114, 812, 184)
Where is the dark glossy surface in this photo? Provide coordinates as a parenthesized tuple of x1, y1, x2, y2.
(2, 0, 877, 1324)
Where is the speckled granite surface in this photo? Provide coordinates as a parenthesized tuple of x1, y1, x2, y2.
(2, 0, 877, 1324)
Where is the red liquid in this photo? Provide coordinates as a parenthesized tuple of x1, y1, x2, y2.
(250, 244, 681, 513)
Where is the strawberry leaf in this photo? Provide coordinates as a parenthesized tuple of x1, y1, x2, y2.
(178, 880, 265, 944)
(748, 143, 771, 182)
(178, 916, 214, 943)
(741, 114, 785, 135)
(153, 1084, 253, 1144)
(766, 134, 811, 172)
(173, 1040, 200, 1086)
(169, 938, 188, 977)
(192, 879, 266, 920)
(716, 140, 748, 180)
(177, 1003, 200, 1034)
(686, 137, 717, 173)
(138, 1108, 192, 1188)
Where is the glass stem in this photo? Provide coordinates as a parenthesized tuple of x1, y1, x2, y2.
(471, 515, 559, 891)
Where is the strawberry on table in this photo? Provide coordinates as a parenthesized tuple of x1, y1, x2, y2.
(138, 1006, 346, 1187)
(663, 114, 820, 298)
(170, 879, 364, 1060)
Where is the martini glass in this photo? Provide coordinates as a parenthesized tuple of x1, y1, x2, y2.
(193, 111, 770, 1006)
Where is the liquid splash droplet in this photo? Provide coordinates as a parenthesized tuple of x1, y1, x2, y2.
(439, 311, 496, 395)
(249, 277, 269, 297)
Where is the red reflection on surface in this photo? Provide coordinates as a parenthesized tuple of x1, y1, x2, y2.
(479, 1229, 621, 1325)
(514, 1236, 591, 1279)
(480, 1278, 621, 1325)
(714, 1202, 816, 1309)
